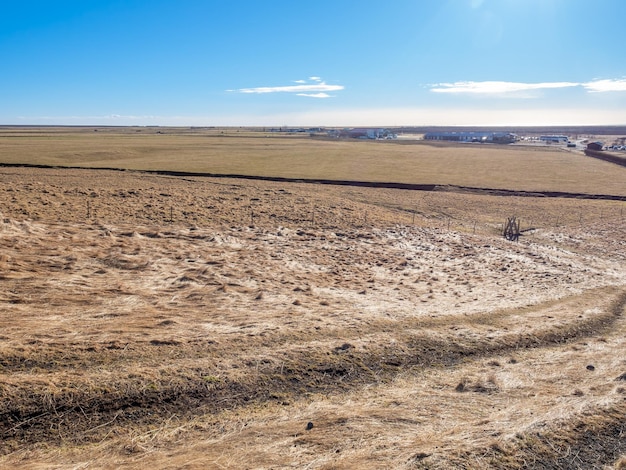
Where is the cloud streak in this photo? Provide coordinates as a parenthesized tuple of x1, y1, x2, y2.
(431, 78, 626, 94)
(431, 81, 579, 94)
(232, 77, 343, 98)
(583, 78, 626, 92)
(296, 93, 332, 98)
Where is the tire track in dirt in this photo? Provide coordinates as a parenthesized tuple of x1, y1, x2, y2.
(1, 288, 623, 453)
(108, 293, 626, 470)
(8, 289, 622, 469)
(0, 285, 620, 372)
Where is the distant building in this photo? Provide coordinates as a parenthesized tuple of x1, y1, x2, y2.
(586, 141, 603, 151)
(335, 128, 397, 139)
(539, 135, 569, 143)
(423, 131, 517, 144)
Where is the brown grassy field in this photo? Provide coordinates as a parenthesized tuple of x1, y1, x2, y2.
(1, 127, 625, 196)
(0, 128, 625, 469)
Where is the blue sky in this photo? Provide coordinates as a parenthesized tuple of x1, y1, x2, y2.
(2, 0, 625, 126)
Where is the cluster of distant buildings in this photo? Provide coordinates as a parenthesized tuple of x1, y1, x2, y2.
(324, 129, 572, 144)
(420, 132, 582, 145)
(269, 127, 625, 151)
(269, 127, 398, 139)
(422, 131, 518, 144)
(268, 127, 323, 134)
(326, 128, 398, 140)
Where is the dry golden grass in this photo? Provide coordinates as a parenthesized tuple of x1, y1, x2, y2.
(1, 127, 625, 195)
(0, 129, 625, 468)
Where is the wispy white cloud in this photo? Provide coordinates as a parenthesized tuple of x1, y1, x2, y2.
(232, 77, 343, 96)
(431, 78, 626, 94)
(431, 81, 579, 94)
(296, 93, 332, 98)
(583, 78, 626, 92)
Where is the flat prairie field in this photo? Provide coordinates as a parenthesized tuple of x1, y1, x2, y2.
(1, 127, 625, 195)
(0, 128, 625, 469)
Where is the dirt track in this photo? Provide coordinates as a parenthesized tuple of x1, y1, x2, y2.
(0, 167, 625, 469)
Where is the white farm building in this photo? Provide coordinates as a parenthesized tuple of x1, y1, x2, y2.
(341, 128, 397, 139)
(539, 135, 569, 143)
(423, 131, 517, 144)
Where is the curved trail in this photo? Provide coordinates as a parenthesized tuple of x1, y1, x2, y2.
(1, 288, 624, 452)
(3, 286, 624, 467)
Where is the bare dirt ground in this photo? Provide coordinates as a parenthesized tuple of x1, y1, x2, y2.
(0, 166, 625, 469)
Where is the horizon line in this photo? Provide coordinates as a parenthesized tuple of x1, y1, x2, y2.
(2, 123, 626, 129)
